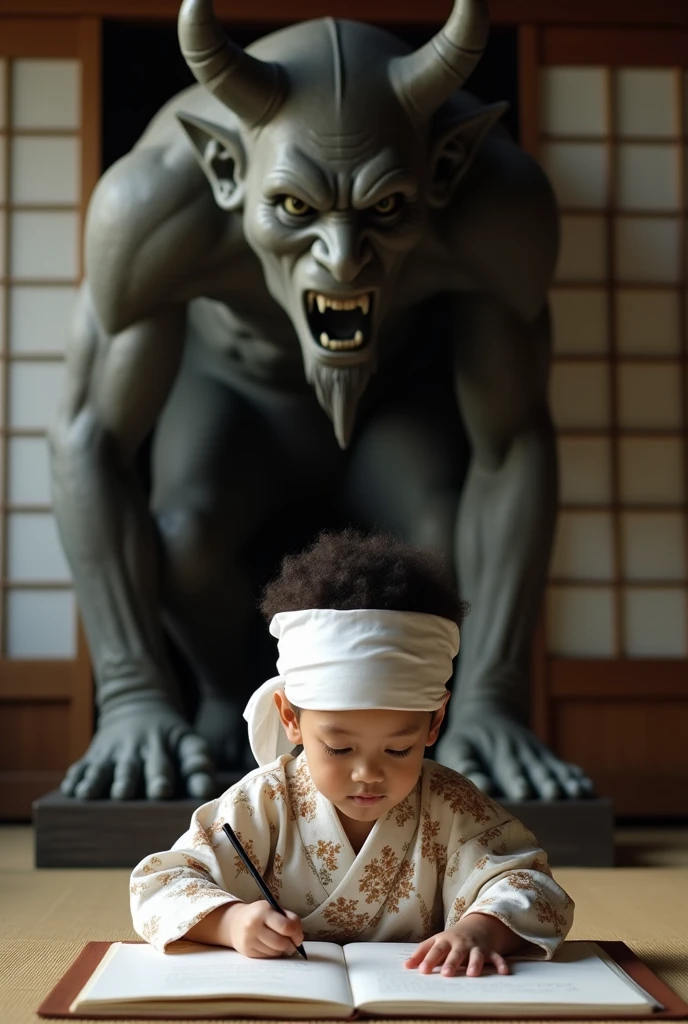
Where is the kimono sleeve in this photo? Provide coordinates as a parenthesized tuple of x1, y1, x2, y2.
(442, 817, 574, 959)
(129, 766, 286, 951)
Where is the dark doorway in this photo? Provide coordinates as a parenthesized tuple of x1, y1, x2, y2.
(101, 17, 519, 170)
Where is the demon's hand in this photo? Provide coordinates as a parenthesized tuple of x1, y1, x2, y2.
(435, 705, 595, 800)
(60, 697, 215, 800)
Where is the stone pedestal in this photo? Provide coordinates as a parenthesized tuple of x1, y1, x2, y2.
(500, 797, 615, 867)
(33, 781, 614, 868)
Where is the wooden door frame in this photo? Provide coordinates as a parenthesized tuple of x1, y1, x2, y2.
(0, 16, 100, 815)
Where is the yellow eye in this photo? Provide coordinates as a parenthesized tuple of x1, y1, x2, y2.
(282, 195, 313, 216)
(373, 194, 401, 215)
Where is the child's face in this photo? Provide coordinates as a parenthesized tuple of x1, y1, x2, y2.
(275, 696, 446, 828)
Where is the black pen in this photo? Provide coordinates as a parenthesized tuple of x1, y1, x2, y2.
(222, 822, 308, 960)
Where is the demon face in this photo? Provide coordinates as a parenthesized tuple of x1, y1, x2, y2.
(177, 0, 502, 445)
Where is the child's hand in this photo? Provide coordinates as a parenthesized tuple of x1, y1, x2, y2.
(226, 900, 304, 959)
(404, 913, 522, 977)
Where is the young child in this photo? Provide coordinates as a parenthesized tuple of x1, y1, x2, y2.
(130, 530, 573, 978)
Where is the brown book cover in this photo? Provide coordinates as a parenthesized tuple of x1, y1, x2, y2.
(37, 940, 688, 1020)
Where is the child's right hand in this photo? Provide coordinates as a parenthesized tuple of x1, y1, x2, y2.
(225, 901, 305, 958)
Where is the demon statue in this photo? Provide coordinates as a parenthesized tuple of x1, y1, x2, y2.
(51, 0, 593, 803)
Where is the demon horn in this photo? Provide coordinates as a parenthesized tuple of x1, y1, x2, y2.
(177, 0, 285, 128)
(389, 0, 489, 120)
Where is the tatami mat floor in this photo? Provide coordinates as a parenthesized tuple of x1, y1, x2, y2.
(1, 822, 687, 1024)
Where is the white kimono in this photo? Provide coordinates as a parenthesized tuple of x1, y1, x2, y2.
(130, 753, 573, 956)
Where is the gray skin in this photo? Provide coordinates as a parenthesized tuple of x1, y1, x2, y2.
(50, 0, 594, 802)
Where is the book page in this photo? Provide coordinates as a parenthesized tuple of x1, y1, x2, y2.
(74, 941, 354, 1011)
(343, 941, 656, 1016)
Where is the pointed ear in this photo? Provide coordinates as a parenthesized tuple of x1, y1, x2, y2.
(176, 111, 247, 211)
(428, 101, 508, 208)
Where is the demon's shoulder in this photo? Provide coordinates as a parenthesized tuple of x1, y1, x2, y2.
(85, 142, 231, 335)
(444, 137, 559, 323)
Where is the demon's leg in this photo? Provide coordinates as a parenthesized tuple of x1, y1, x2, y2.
(152, 350, 343, 768)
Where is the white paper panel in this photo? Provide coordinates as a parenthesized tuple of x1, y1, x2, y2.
(618, 363, 682, 430)
(0, 134, 6, 202)
(5, 589, 76, 659)
(8, 361, 65, 430)
(7, 512, 71, 582)
(617, 144, 679, 211)
(616, 70, 677, 139)
(12, 59, 80, 130)
(615, 218, 680, 283)
(618, 437, 684, 505)
(9, 286, 77, 353)
(555, 216, 607, 281)
(10, 136, 80, 205)
(550, 512, 614, 580)
(558, 437, 612, 505)
(546, 586, 615, 656)
(0, 59, 6, 129)
(622, 513, 686, 581)
(551, 290, 607, 355)
(616, 290, 680, 355)
(7, 436, 52, 505)
(540, 143, 607, 209)
(540, 68, 607, 136)
(10, 211, 79, 280)
(624, 588, 687, 657)
(550, 362, 610, 429)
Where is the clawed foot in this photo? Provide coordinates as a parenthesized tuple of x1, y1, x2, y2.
(60, 698, 216, 801)
(435, 708, 595, 800)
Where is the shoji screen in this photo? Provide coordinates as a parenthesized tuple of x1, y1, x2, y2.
(522, 29, 688, 814)
(0, 19, 100, 817)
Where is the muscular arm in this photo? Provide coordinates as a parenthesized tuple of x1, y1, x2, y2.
(49, 144, 222, 800)
(451, 294, 556, 715)
(52, 286, 185, 708)
(433, 140, 592, 800)
(436, 294, 593, 800)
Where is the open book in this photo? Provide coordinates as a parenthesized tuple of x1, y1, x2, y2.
(40, 940, 688, 1020)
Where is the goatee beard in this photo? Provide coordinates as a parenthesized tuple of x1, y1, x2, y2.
(306, 358, 373, 449)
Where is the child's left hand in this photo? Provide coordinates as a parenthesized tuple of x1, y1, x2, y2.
(404, 912, 523, 978)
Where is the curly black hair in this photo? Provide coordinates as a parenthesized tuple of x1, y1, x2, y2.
(260, 528, 468, 626)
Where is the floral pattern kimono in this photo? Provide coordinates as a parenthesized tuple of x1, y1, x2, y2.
(130, 753, 573, 956)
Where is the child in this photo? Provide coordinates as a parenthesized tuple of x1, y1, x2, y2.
(130, 529, 573, 978)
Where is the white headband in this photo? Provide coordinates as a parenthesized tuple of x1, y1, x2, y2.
(243, 608, 460, 766)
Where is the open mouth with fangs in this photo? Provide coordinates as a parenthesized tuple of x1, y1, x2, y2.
(304, 291, 373, 351)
